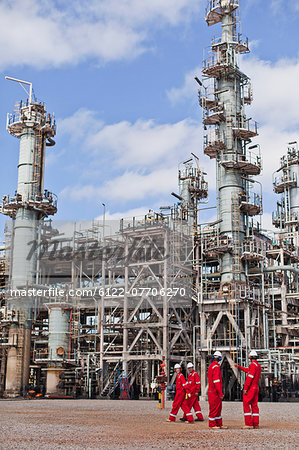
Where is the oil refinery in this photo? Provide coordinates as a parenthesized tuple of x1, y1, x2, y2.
(0, 0, 298, 403)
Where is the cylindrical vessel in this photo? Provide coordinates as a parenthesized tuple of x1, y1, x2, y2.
(46, 305, 71, 396)
(48, 305, 71, 361)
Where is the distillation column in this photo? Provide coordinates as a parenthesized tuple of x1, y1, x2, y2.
(1, 80, 56, 396)
(272, 142, 299, 345)
(273, 142, 299, 232)
(198, 1, 263, 395)
(201, 0, 261, 285)
(179, 160, 208, 228)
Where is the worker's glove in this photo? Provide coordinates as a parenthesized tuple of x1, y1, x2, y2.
(243, 390, 247, 396)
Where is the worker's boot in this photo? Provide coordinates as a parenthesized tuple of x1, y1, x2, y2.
(195, 418, 204, 422)
(179, 418, 187, 422)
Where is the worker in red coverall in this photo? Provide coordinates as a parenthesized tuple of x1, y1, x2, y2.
(207, 351, 228, 429)
(167, 364, 194, 423)
(180, 362, 204, 422)
(235, 350, 261, 429)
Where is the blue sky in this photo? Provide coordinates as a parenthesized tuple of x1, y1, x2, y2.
(1, 0, 299, 239)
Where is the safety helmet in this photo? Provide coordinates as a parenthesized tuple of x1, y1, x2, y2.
(174, 363, 181, 369)
(187, 362, 194, 369)
(249, 350, 258, 358)
(213, 351, 222, 358)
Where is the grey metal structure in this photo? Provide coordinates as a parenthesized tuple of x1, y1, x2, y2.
(273, 142, 299, 231)
(201, 0, 261, 285)
(271, 142, 299, 350)
(1, 79, 56, 396)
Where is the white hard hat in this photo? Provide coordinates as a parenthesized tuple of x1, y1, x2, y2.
(249, 350, 258, 357)
(174, 363, 181, 369)
(213, 351, 222, 358)
(187, 362, 194, 368)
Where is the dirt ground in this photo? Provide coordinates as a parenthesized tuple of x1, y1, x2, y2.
(0, 399, 298, 449)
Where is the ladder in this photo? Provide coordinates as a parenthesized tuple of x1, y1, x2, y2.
(230, 194, 242, 362)
(231, 193, 241, 278)
(32, 129, 44, 197)
(225, 103, 233, 151)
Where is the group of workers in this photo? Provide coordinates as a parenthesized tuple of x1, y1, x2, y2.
(167, 350, 261, 429)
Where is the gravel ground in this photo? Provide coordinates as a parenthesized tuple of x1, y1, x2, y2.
(0, 399, 298, 449)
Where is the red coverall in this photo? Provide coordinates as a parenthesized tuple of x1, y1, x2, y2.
(168, 372, 194, 422)
(207, 361, 223, 428)
(236, 360, 261, 426)
(182, 370, 204, 420)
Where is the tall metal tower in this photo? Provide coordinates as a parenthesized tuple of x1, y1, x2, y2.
(1, 77, 57, 396)
(201, 0, 262, 287)
(178, 158, 208, 227)
(272, 142, 299, 346)
(273, 142, 299, 235)
(195, 0, 266, 397)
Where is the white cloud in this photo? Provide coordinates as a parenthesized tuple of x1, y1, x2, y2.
(86, 118, 203, 168)
(271, 0, 299, 13)
(61, 167, 178, 202)
(241, 56, 299, 198)
(58, 110, 216, 204)
(58, 107, 216, 205)
(242, 57, 299, 130)
(59, 108, 103, 142)
(167, 66, 202, 104)
(0, 0, 201, 69)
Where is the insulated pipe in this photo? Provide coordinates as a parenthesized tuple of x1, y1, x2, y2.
(263, 266, 299, 275)
(46, 137, 55, 147)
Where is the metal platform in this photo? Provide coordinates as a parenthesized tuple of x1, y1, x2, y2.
(211, 36, 249, 54)
(205, 0, 239, 27)
(221, 157, 261, 175)
(204, 143, 225, 159)
(241, 251, 264, 262)
(240, 201, 262, 216)
(232, 126, 258, 140)
(203, 110, 225, 125)
(273, 176, 297, 194)
(199, 97, 218, 110)
(202, 59, 235, 77)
